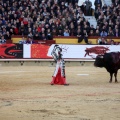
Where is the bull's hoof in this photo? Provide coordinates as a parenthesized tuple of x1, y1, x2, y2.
(115, 81, 118, 83)
(109, 81, 112, 83)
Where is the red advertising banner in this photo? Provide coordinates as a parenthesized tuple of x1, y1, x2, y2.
(0, 44, 23, 58)
(31, 44, 52, 58)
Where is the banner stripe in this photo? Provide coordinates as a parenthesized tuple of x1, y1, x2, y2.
(23, 44, 31, 58)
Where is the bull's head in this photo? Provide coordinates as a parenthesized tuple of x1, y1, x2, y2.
(94, 55, 104, 67)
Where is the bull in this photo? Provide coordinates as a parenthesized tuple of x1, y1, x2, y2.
(94, 52, 120, 83)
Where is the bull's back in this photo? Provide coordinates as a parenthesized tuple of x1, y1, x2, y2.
(104, 52, 120, 71)
(103, 53, 112, 69)
(106, 52, 120, 64)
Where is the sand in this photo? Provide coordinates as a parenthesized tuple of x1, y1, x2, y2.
(0, 66, 120, 120)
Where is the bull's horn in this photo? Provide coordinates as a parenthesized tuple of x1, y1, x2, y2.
(91, 55, 96, 59)
(99, 55, 104, 58)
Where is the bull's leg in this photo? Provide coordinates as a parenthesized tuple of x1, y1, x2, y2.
(114, 71, 118, 83)
(109, 73, 113, 83)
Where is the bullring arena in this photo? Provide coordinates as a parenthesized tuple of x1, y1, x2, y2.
(0, 59, 120, 120)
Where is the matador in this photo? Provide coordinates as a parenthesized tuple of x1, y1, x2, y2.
(50, 45, 69, 85)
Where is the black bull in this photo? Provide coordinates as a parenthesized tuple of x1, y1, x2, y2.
(94, 52, 120, 83)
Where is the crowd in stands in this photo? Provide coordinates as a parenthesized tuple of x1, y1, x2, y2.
(94, 0, 120, 37)
(0, 0, 119, 44)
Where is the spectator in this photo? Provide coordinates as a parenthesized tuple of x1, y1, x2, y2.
(89, 30, 95, 36)
(94, 6, 101, 20)
(26, 36, 35, 44)
(63, 29, 70, 36)
(84, 0, 92, 16)
(52, 28, 57, 36)
(77, 28, 82, 42)
(13, 25, 19, 35)
(102, 4, 107, 12)
(94, 0, 102, 10)
(46, 29, 53, 40)
(33, 33, 40, 40)
(78, 29, 88, 44)
(39, 28, 46, 37)
(57, 29, 63, 36)
(94, 29, 100, 36)
(96, 25, 100, 31)
(83, 23, 90, 33)
(2, 26, 7, 36)
(6, 23, 12, 32)
(69, 22, 76, 36)
(114, 0, 119, 7)
(90, 25, 96, 33)
(100, 30, 108, 37)
(0, 35, 6, 44)
(4, 31, 11, 40)
(108, 39, 115, 45)
(9, 28, 14, 36)
(19, 23, 25, 35)
(37, 24, 42, 33)
(28, 31, 33, 38)
(98, 37, 107, 45)
(78, 2, 86, 14)
(97, 37, 102, 44)
(19, 37, 26, 44)
(114, 29, 120, 37)
(41, 33, 47, 40)
(83, 29, 89, 44)
(108, 29, 114, 36)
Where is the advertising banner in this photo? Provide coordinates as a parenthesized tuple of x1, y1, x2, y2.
(0, 44, 120, 59)
(0, 44, 23, 58)
(47, 44, 120, 59)
(23, 44, 51, 59)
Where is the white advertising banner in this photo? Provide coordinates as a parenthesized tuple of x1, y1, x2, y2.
(47, 44, 120, 59)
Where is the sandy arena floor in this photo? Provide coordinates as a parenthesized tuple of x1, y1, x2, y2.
(0, 65, 120, 120)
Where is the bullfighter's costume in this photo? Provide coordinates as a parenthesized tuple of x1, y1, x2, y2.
(50, 45, 69, 85)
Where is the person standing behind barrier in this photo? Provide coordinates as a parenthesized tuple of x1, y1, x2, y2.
(98, 37, 108, 45)
(77, 28, 83, 43)
(51, 45, 69, 86)
(26, 36, 35, 44)
(78, 29, 88, 44)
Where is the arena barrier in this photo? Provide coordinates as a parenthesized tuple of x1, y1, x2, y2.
(11, 35, 120, 44)
(0, 58, 94, 66)
(0, 43, 120, 66)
